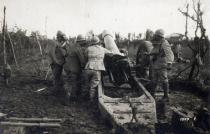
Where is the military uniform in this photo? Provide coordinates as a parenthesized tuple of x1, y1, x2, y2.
(136, 29, 154, 79)
(63, 41, 87, 101)
(150, 29, 174, 100)
(83, 36, 111, 101)
(136, 41, 153, 78)
(46, 40, 65, 93)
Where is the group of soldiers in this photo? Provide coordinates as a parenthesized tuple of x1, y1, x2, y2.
(47, 28, 175, 105)
(136, 29, 174, 101)
(47, 30, 121, 104)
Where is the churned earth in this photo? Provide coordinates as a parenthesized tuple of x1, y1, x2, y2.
(0, 60, 208, 134)
(0, 64, 110, 134)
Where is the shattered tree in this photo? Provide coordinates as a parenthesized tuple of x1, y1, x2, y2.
(178, 0, 210, 80)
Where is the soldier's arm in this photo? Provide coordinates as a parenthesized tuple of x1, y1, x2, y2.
(101, 46, 112, 54)
(84, 48, 89, 61)
(55, 46, 66, 65)
(162, 41, 174, 64)
(75, 47, 87, 68)
(136, 46, 141, 57)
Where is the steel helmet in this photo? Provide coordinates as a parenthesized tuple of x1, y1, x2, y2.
(56, 30, 65, 38)
(155, 29, 165, 38)
(91, 36, 100, 45)
(76, 34, 86, 42)
(56, 30, 67, 41)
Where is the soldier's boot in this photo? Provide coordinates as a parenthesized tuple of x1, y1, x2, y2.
(162, 82, 169, 102)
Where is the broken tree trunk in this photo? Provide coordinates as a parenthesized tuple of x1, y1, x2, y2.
(35, 33, 45, 68)
(2, 6, 6, 65)
(185, 4, 189, 40)
(2, 6, 11, 86)
(7, 31, 18, 67)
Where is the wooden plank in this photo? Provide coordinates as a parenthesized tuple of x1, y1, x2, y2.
(133, 77, 155, 101)
(136, 78, 151, 82)
(103, 86, 131, 90)
(0, 122, 61, 127)
(104, 101, 152, 103)
(6, 117, 63, 122)
(155, 92, 164, 96)
(0, 112, 7, 118)
(113, 111, 151, 114)
(1, 126, 26, 134)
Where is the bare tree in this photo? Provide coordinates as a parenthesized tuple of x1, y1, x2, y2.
(177, 0, 209, 80)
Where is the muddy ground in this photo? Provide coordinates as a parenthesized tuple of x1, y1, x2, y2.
(0, 57, 209, 134)
(0, 65, 110, 134)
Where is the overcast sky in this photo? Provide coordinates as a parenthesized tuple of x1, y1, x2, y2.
(0, 0, 210, 38)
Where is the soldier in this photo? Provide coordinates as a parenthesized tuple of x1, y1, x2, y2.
(46, 30, 67, 95)
(63, 34, 87, 102)
(136, 29, 154, 78)
(150, 29, 174, 101)
(83, 36, 111, 102)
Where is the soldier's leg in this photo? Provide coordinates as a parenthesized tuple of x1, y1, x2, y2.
(144, 68, 150, 79)
(63, 75, 71, 102)
(159, 68, 169, 100)
(51, 63, 63, 92)
(150, 69, 158, 97)
(50, 63, 57, 86)
(69, 72, 79, 100)
(63, 71, 78, 102)
(89, 70, 101, 102)
(76, 72, 82, 97)
(149, 66, 153, 80)
(80, 70, 90, 100)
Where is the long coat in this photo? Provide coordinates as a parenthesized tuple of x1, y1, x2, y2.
(63, 43, 87, 73)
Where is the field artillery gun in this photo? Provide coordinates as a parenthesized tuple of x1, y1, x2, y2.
(98, 54, 157, 134)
